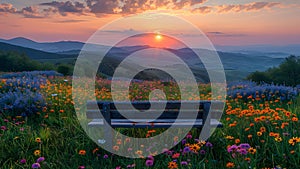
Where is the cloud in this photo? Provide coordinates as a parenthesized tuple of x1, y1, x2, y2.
(0, 3, 45, 18)
(0, 3, 17, 13)
(192, 6, 213, 14)
(54, 19, 87, 23)
(217, 2, 282, 13)
(19, 6, 44, 18)
(85, 0, 208, 15)
(99, 28, 141, 34)
(40, 1, 87, 16)
(0, 1, 288, 18)
(207, 31, 247, 37)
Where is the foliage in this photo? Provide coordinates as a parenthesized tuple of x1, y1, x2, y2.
(0, 73, 48, 117)
(57, 64, 73, 76)
(227, 81, 298, 101)
(248, 55, 300, 86)
(0, 74, 299, 168)
(0, 51, 55, 72)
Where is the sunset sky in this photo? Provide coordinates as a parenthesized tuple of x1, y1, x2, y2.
(0, 0, 299, 46)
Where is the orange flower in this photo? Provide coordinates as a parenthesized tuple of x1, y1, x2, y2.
(92, 148, 99, 154)
(35, 137, 41, 143)
(113, 145, 119, 151)
(257, 131, 262, 136)
(292, 117, 298, 122)
(189, 144, 200, 153)
(168, 161, 178, 169)
(273, 133, 280, 138)
(235, 139, 240, 144)
(226, 162, 235, 168)
(248, 147, 256, 154)
(229, 123, 236, 127)
(248, 134, 253, 139)
(288, 137, 300, 146)
(78, 150, 86, 155)
(244, 157, 251, 161)
(260, 127, 266, 132)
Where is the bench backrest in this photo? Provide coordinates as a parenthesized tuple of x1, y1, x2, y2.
(86, 101, 211, 121)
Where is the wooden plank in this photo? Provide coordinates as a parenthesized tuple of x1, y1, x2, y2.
(86, 109, 204, 119)
(88, 119, 222, 128)
(87, 100, 208, 110)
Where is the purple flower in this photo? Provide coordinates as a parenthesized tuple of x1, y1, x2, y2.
(147, 155, 154, 161)
(1, 126, 7, 131)
(183, 147, 190, 153)
(237, 148, 248, 155)
(20, 159, 26, 164)
(115, 166, 121, 169)
(103, 154, 109, 159)
(200, 150, 206, 155)
(205, 142, 213, 147)
(227, 145, 238, 153)
(239, 143, 250, 149)
(146, 160, 154, 167)
(36, 157, 45, 163)
(78, 166, 85, 169)
(181, 161, 188, 165)
(181, 139, 186, 145)
(186, 134, 192, 139)
(32, 163, 41, 168)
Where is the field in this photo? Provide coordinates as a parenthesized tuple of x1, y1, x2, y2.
(0, 71, 299, 169)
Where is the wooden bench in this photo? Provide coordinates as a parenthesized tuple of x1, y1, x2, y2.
(86, 100, 223, 146)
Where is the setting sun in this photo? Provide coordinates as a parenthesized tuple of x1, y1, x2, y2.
(155, 34, 162, 41)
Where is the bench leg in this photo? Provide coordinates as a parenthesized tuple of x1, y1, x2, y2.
(103, 122, 113, 150)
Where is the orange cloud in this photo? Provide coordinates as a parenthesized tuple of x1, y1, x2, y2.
(216, 2, 282, 13)
(0, 1, 290, 18)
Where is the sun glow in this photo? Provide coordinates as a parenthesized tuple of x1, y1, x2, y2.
(155, 34, 162, 41)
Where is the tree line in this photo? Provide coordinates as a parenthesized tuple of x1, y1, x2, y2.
(247, 55, 300, 86)
(0, 51, 73, 75)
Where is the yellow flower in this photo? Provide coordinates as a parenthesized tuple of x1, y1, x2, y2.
(288, 137, 300, 146)
(248, 147, 256, 154)
(35, 137, 41, 143)
(275, 137, 282, 142)
(34, 150, 41, 156)
(189, 144, 200, 153)
(226, 136, 234, 140)
(257, 131, 262, 136)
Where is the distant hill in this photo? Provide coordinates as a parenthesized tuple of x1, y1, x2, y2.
(215, 44, 300, 57)
(0, 42, 77, 63)
(0, 37, 286, 81)
(0, 37, 84, 53)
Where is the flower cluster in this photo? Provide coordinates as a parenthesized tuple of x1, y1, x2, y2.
(227, 81, 298, 101)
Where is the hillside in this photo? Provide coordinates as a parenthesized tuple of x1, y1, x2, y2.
(0, 42, 77, 64)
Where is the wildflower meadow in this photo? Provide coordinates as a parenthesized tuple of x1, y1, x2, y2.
(0, 71, 299, 169)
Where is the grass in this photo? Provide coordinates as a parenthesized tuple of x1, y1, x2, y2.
(0, 76, 299, 169)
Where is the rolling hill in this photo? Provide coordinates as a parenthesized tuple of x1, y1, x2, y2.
(0, 42, 77, 64)
(0, 38, 287, 81)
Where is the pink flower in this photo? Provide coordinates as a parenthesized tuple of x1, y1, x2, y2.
(146, 160, 154, 167)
